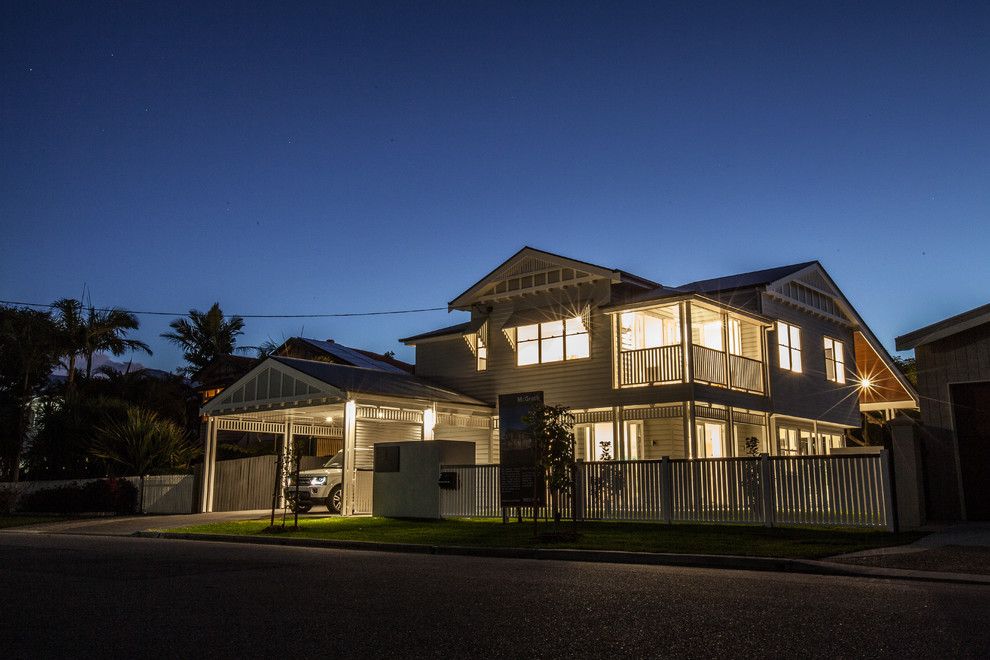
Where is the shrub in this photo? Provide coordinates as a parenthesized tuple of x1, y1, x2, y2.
(17, 478, 138, 514)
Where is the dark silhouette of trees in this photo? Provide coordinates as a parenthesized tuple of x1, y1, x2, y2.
(0, 305, 60, 485)
(81, 305, 152, 379)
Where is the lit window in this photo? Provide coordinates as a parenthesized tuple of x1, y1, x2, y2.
(619, 308, 680, 350)
(476, 335, 487, 371)
(777, 427, 799, 455)
(701, 321, 723, 350)
(516, 316, 589, 366)
(777, 321, 802, 372)
(823, 337, 845, 383)
(696, 421, 725, 458)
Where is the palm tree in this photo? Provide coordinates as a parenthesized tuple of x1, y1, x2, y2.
(161, 303, 245, 377)
(51, 298, 87, 392)
(82, 305, 152, 379)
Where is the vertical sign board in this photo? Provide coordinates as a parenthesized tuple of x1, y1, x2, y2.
(498, 391, 545, 507)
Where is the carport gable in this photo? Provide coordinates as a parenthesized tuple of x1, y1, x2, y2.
(201, 357, 346, 415)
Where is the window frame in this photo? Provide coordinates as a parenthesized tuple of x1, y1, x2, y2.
(515, 316, 590, 366)
(777, 321, 803, 373)
(823, 336, 845, 384)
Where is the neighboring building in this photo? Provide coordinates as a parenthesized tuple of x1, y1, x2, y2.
(402, 247, 916, 462)
(271, 337, 413, 374)
(195, 354, 257, 407)
(897, 303, 990, 520)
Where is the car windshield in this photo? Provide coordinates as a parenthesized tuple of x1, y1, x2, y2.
(323, 451, 343, 469)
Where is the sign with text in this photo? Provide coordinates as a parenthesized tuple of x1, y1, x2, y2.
(498, 391, 545, 508)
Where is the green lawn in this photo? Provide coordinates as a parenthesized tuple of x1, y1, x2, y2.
(160, 516, 927, 560)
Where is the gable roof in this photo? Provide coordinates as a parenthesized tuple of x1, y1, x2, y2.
(448, 246, 658, 311)
(276, 357, 484, 405)
(896, 302, 990, 350)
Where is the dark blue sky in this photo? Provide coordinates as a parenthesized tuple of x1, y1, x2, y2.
(3, 1, 988, 372)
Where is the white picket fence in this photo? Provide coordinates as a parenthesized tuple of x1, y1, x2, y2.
(440, 452, 894, 530)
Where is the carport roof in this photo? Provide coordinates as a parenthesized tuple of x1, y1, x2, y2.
(272, 357, 488, 406)
(202, 356, 490, 417)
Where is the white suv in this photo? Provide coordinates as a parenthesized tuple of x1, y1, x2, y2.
(285, 451, 343, 513)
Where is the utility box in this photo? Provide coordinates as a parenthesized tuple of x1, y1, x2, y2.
(372, 440, 475, 519)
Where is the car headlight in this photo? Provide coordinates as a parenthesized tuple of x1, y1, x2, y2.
(309, 476, 328, 486)
(286, 477, 295, 487)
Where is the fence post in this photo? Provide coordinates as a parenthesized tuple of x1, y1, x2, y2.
(879, 449, 896, 532)
(760, 453, 774, 528)
(661, 456, 672, 524)
(574, 459, 584, 522)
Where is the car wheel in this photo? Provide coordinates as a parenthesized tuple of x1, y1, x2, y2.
(327, 485, 342, 514)
(295, 502, 313, 513)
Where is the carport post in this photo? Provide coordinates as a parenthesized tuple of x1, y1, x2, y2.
(342, 400, 357, 516)
(200, 416, 218, 513)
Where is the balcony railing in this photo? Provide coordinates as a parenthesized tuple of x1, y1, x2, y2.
(692, 344, 726, 385)
(619, 345, 683, 385)
(729, 354, 764, 393)
(619, 344, 764, 393)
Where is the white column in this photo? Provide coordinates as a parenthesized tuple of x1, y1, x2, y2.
(342, 400, 357, 516)
(423, 405, 436, 442)
(201, 417, 218, 513)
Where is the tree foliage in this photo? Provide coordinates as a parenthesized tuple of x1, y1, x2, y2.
(0, 305, 61, 484)
(161, 303, 245, 377)
(51, 297, 152, 389)
(81, 305, 152, 379)
(523, 402, 576, 527)
(91, 406, 200, 476)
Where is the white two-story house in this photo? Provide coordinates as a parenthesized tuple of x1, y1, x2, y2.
(402, 247, 917, 463)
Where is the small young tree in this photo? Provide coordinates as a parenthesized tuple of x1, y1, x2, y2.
(522, 402, 576, 534)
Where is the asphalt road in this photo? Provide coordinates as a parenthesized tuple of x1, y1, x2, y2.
(2, 533, 989, 658)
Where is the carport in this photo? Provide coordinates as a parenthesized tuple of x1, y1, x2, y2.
(199, 356, 494, 515)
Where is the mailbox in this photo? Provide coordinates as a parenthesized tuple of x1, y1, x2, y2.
(438, 472, 458, 490)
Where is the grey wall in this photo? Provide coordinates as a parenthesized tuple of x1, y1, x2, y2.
(372, 441, 476, 519)
(762, 297, 860, 427)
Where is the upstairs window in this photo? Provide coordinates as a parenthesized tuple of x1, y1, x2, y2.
(620, 307, 681, 350)
(517, 316, 589, 366)
(823, 337, 845, 383)
(777, 321, 802, 372)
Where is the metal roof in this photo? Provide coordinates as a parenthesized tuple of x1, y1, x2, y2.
(399, 322, 470, 345)
(678, 261, 819, 293)
(896, 302, 990, 350)
(294, 337, 409, 373)
(272, 356, 488, 406)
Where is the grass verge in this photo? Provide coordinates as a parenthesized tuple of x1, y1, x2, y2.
(0, 515, 68, 529)
(161, 516, 926, 560)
